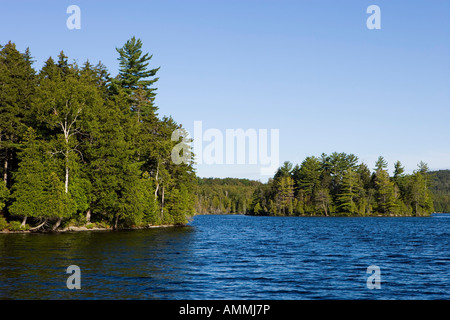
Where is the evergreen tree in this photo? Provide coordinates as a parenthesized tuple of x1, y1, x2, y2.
(293, 156, 321, 212)
(374, 156, 388, 172)
(9, 128, 76, 228)
(336, 169, 361, 215)
(375, 169, 396, 214)
(0, 41, 36, 186)
(115, 36, 160, 99)
(405, 168, 434, 215)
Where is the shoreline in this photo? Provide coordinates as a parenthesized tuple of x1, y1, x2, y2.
(0, 223, 186, 234)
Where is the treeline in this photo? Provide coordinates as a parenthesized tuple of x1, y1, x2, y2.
(429, 170, 450, 213)
(248, 152, 435, 216)
(0, 39, 195, 231)
(194, 177, 261, 214)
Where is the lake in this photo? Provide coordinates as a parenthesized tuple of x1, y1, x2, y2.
(0, 214, 449, 299)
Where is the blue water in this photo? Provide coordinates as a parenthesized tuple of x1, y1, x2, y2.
(0, 214, 449, 299)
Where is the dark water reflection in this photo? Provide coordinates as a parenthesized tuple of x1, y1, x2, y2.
(0, 214, 449, 299)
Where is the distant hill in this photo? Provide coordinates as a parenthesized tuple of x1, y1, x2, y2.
(429, 170, 450, 213)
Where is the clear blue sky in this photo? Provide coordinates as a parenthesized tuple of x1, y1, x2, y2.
(1, 0, 449, 181)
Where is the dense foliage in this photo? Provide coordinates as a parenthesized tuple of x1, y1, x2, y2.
(429, 170, 450, 213)
(194, 177, 261, 214)
(248, 153, 436, 216)
(0, 39, 195, 231)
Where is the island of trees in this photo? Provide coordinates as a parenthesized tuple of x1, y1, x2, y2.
(247, 153, 436, 216)
(0, 38, 195, 232)
(192, 164, 448, 217)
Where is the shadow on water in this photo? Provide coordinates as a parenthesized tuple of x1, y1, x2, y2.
(0, 226, 195, 299)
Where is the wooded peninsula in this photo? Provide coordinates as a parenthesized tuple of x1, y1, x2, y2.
(0, 40, 447, 232)
(0, 38, 195, 232)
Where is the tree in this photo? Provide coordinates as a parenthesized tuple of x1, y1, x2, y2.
(9, 128, 49, 226)
(393, 161, 405, 180)
(274, 161, 293, 180)
(294, 156, 321, 200)
(404, 168, 434, 215)
(253, 202, 262, 215)
(336, 169, 361, 215)
(115, 36, 160, 99)
(375, 169, 396, 214)
(0, 41, 36, 186)
(9, 128, 76, 229)
(315, 188, 331, 216)
(321, 152, 359, 199)
(274, 175, 294, 215)
(374, 156, 388, 172)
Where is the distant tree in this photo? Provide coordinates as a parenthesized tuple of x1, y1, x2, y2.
(336, 169, 361, 215)
(404, 167, 434, 215)
(315, 188, 331, 216)
(375, 169, 396, 214)
(274, 161, 293, 179)
(374, 156, 388, 172)
(393, 161, 405, 179)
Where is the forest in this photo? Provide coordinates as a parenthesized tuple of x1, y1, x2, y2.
(247, 153, 437, 217)
(194, 177, 261, 215)
(0, 39, 196, 232)
(429, 170, 450, 212)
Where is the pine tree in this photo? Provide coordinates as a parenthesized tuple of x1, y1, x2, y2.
(375, 169, 396, 214)
(274, 175, 294, 215)
(293, 156, 321, 211)
(115, 36, 160, 99)
(374, 156, 388, 172)
(336, 169, 360, 215)
(9, 128, 49, 225)
(405, 167, 434, 216)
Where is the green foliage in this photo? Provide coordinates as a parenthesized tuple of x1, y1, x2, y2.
(248, 153, 436, 217)
(0, 41, 36, 187)
(8, 220, 29, 231)
(194, 177, 261, 215)
(336, 169, 361, 215)
(0, 215, 8, 230)
(429, 170, 450, 212)
(1, 39, 195, 231)
(0, 182, 9, 211)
